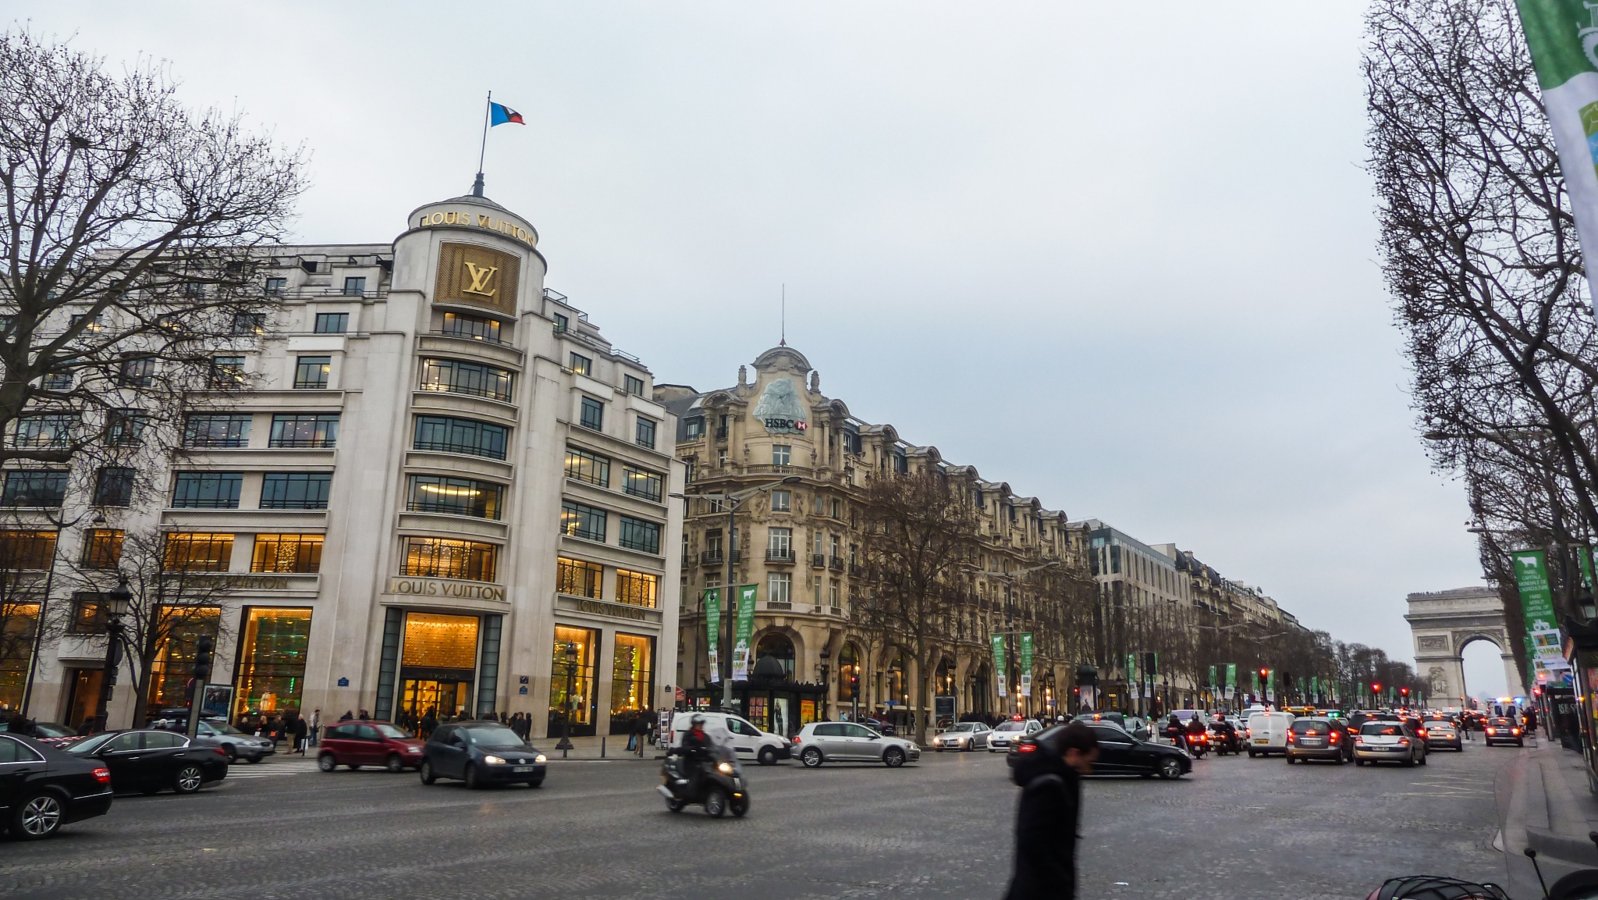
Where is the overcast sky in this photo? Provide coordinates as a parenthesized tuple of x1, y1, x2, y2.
(14, 3, 1508, 695)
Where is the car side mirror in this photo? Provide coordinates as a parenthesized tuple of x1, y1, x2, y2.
(868, 734, 880, 740)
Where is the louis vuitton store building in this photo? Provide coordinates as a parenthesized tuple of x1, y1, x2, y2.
(21, 191, 684, 740)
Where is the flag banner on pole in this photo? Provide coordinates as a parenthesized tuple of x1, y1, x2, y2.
(1207, 665, 1217, 691)
(1512, 549, 1571, 671)
(704, 589, 720, 684)
(1019, 633, 1034, 698)
(489, 101, 525, 126)
(1579, 545, 1596, 589)
(1226, 663, 1237, 694)
(1516, 0, 1598, 319)
(732, 585, 757, 681)
(1126, 653, 1138, 685)
(992, 635, 1008, 698)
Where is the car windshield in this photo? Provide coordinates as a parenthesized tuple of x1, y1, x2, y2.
(1362, 723, 1404, 736)
(995, 722, 1024, 732)
(204, 721, 246, 736)
(1489, 718, 1513, 726)
(465, 725, 524, 748)
(32, 722, 75, 738)
(1292, 721, 1328, 733)
(373, 723, 413, 739)
(951, 724, 976, 733)
(68, 733, 116, 754)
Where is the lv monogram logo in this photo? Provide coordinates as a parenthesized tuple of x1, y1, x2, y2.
(462, 261, 499, 298)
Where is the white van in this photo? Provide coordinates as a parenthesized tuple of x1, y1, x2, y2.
(1247, 711, 1295, 757)
(668, 711, 792, 765)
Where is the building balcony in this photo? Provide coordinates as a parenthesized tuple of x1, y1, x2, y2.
(766, 549, 795, 564)
(810, 553, 826, 569)
(829, 557, 844, 572)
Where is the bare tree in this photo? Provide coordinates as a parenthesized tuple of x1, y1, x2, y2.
(0, 29, 305, 467)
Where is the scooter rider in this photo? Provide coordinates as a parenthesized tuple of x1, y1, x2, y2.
(672, 714, 716, 798)
(1184, 715, 1205, 753)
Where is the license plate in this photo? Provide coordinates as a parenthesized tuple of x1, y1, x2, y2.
(513, 766, 534, 773)
(1253, 738, 1267, 744)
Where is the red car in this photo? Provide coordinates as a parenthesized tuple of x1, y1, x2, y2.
(317, 720, 426, 772)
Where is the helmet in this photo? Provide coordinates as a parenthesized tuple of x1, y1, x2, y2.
(689, 714, 706, 728)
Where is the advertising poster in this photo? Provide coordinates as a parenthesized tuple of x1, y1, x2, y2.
(704, 588, 720, 683)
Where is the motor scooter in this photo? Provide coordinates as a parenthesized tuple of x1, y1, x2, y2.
(657, 743, 749, 818)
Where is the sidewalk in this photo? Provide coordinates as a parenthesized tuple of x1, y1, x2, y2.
(1496, 735, 1598, 896)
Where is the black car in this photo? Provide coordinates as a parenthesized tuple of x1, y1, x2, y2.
(419, 722, 546, 789)
(67, 729, 229, 795)
(1009, 721, 1191, 779)
(1, 733, 114, 840)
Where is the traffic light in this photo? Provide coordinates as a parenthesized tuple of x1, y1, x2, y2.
(193, 635, 214, 681)
(1400, 686, 1410, 699)
(1371, 681, 1382, 697)
(1533, 685, 1544, 698)
(1257, 667, 1269, 688)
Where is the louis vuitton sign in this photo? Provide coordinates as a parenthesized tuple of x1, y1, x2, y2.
(385, 576, 506, 603)
(435, 242, 520, 314)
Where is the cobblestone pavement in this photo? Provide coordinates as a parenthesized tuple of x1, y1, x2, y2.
(0, 739, 1523, 899)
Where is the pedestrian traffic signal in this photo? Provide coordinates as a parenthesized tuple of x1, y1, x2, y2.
(1371, 681, 1382, 694)
(1400, 686, 1410, 698)
(193, 635, 214, 680)
(1257, 668, 1269, 687)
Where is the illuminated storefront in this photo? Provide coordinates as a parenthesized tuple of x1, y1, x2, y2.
(608, 633, 653, 735)
(232, 608, 312, 718)
(0, 602, 39, 710)
(394, 611, 482, 726)
(147, 607, 221, 717)
(549, 625, 596, 736)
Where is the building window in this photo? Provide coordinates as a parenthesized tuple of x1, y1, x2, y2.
(68, 593, 108, 634)
(342, 276, 366, 296)
(552, 313, 568, 333)
(569, 353, 591, 375)
(704, 530, 723, 560)
(268, 414, 339, 449)
(163, 533, 235, 572)
(210, 355, 246, 388)
(563, 447, 611, 487)
(684, 417, 704, 440)
(147, 607, 221, 711)
(13, 414, 76, 448)
(103, 409, 146, 448)
(635, 416, 656, 449)
(772, 445, 791, 467)
(561, 501, 607, 542)
(399, 537, 498, 582)
(184, 414, 252, 448)
(250, 534, 324, 573)
(610, 634, 654, 727)
(80, 529, 124, 569)
(172, 472, 243, 509)
(617, 516, 661, 555)
(406, 475, 503, 519)
(550, 626, 595, 730)
(413, 415, 507, 460)
(118, 356, 156, 387)
(622, 467, 663, 503)
(231, 313, 265, 335)
(770, 489, 791, 512)
(439, 311, 503, 343)
(767, 527, 792, 560)
(264, 277, 287, 296)
(293, 356, 331, 389)
(93, 466, 135, 507)
(768, 572, 791, 605)
(0, 530, 57, 569)
(615, 570, 658, 608)
(313, 312, 349, 334)
(419, 358, 513, 402)
(624, 375, 645, 397)
(556, 557, 603, 598)
(260, 473, 332, 509)
(579, 397, 604, 431)
(234, 607, 312, 720)
(41, 369, 73, 391)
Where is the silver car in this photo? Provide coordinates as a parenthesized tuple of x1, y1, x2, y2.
(793, 722, 920, 768)
(986, 719, 1044, 752)
(191, 719, 277, 763)
(933, 722, 992, 751)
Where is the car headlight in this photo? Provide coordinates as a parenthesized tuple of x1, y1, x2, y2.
(717, 762, 735, 775)
(484, 755, 507, 765)
(534, 754, 547, 764)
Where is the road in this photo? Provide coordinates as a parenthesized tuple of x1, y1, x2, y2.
(2, 738, 1523, 899)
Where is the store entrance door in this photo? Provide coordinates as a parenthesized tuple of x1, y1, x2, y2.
(399, 675, 471, 730)
(63, 668, 103, 732)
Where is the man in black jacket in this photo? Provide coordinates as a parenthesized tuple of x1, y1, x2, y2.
(1006, 720, 1098, 900)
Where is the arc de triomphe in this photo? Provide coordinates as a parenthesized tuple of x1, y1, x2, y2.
(1405, 587, 1525, 707)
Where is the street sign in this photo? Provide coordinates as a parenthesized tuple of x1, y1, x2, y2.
(935, 695, 955, 720)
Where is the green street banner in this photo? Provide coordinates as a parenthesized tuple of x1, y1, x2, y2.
(1267, 670, 1275, 701)
(731, 584, 758, 681)
(1580, 546, 1596, 589)
(1512, 549, 1569, 671)
(1225, 663, 1237, 695)
(1207, 665, 1217, 690)
(704, 588, 721, 684)
(1126, 653, 1138, 688)
(992, 635, 1008, 698)
(1018, 633, 1035, 698)
(1311, 675, 1320, 700)
(1517, 0, 1598, 318)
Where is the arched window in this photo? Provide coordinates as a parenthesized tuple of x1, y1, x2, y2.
(838, 643, 860, 701)
(756, 633, 795, 677)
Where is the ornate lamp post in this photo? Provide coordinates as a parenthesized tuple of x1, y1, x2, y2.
(818, 646, 831, 721)
(556, 641, 577, 756)
(93, 575, 131, 733)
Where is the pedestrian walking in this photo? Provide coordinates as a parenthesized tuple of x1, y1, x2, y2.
(308, 709, 321, 747)
(339, 709, 354, 722)
(632, 711, 652, 757)
(1005, 720, 1098, 899)
(420, 706, 438, 740)
(292, 713, 309, 755)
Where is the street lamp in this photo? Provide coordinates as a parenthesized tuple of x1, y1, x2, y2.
(818, 645, 831, 721)
(93, 575, 131, 733)
(556, 641, 577, 756)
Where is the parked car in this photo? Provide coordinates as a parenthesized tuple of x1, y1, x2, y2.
(987, 718, 1045, 752)
(0, 720, 78, 742)
(420, 721, 546, 788)
(933, 721, 992, 751)
(0, 733, 113, 840)
(792, 721, 920, 768)
(66, 729, 228, 795)
(668, 711, 791, 765)
(318, 720, 426, 772)
(1483, 717, 1525, 747)
(1424, 719, 1463, 751)
(1285, 718, 1345, 765)
(1009, 721, 1190, 779)
(190, 719, 275, 763)
(1084, 712, 1151, 742)
(1354, 721, 1427, 766)
(1246, 711, 1296, 757)
(852, 716, 896, 736)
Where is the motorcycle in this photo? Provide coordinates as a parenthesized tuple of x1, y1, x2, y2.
(657, 743, 749, 818)
(1185, 731, 1209, 759)
(1367, 833, 1598, 899)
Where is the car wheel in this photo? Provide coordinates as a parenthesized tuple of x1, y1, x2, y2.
(731, 796, 749, 817)
(704, 787, 728, 818)
(465, 763, 482, 789)
(1286, 756, 1295, 765)
(221, 745, 237, 763)
(386, 753, 404, 773)
(173, 765, 205, 794)
(758, 747, 776, 766)
(1247, 750, 1257, 758)
(666, 798, 686, 813)
(1157, 757, 1183, 780)
(419, 760, 437, 785)
(801, 747, 823, 768)
(883, 747, 905, 768)
(12, 792, 64, 840)
(317, 753, 337, 772)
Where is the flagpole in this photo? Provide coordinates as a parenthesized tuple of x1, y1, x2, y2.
(472, 90, 492, 197)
